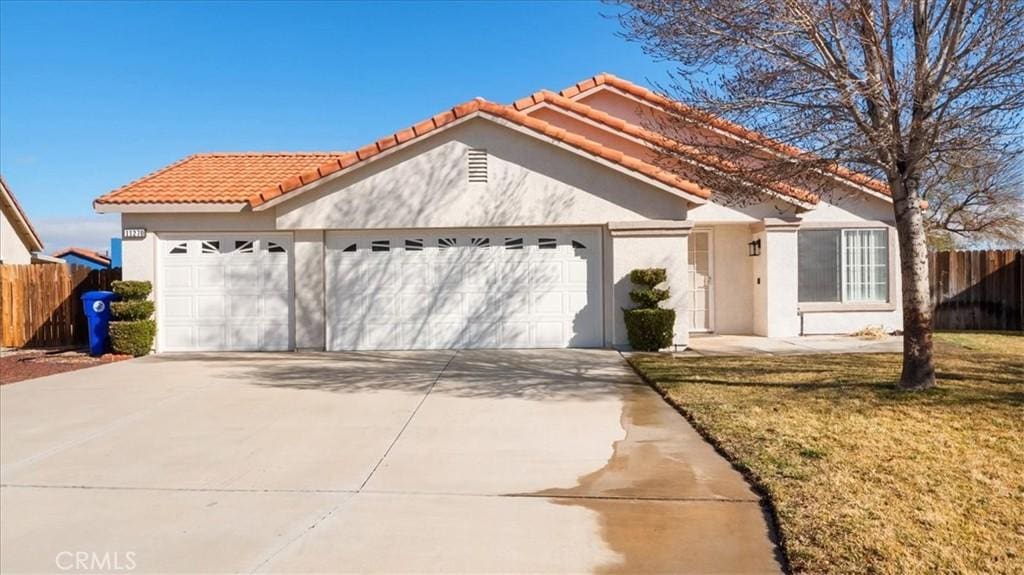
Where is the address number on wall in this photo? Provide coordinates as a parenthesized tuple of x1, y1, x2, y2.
(123, 228, 147, 240)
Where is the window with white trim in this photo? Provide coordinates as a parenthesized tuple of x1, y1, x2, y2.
(798, 228, 888, 303)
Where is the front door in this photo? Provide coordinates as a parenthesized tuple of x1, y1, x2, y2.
(688, 230, 714, 332)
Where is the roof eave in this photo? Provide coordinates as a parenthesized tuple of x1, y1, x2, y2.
(93, 202, 249, 214)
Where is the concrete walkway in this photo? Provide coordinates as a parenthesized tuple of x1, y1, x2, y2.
(681, 334, 903, 356)
(0, 350, 782, 574)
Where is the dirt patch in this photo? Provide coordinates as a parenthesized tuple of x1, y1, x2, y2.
(0, 349, 130, 385)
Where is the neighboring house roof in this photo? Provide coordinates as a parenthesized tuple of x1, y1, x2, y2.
(93, 74, 889, 210)
(52, 247, 111, 267)
(0, 175, 45, 252)
(561, 73, 891, 197)
(94, 153, 348, 205)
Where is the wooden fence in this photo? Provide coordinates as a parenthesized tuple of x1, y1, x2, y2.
(0, 264, 121, 348)
(930, 250, 1023, 331)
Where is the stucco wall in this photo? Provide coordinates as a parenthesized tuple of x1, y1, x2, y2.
(275, 118, 689, 230)
(0, 207, 33, 264)
(607, 228, 690, 349)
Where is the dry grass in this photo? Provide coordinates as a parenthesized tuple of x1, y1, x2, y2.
(630, 332, 1024, 575)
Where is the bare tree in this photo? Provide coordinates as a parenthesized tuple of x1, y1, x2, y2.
(924, 150, 1024, 248)
(614, 0, 1024, 389)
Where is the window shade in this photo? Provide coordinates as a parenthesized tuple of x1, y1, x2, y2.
(798, 230, 841, 302)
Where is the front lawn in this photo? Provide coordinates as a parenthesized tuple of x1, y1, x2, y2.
(629, 332, 1023, 575)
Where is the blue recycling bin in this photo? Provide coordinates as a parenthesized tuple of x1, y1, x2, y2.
(82, 291, 118, 356)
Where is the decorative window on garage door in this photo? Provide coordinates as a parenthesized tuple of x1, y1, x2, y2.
(201, 240, 220, 254)
(168, 242, 188, 255)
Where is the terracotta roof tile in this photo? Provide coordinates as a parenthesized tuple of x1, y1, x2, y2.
(94, 153, 349, 205)
(564, 73, 890, 196)
(516, 90, 819, 205)
(244, 98, 711, 207)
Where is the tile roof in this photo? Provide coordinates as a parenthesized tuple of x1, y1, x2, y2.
(513, 90, 819, 206)
(94, 153, 348, 205)
(563, 73, 891, 196)
(95, 74, 888, 209)
(0, 175, 45, 252)
(52, 247, 111, 266)
(247, 98, 711, 208)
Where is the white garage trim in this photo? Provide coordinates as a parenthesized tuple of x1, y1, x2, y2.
(325, 227, 603, 351)
(156, 232, 294, 351)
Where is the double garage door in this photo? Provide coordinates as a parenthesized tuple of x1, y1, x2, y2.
(326, 228, 603, 350)
(156, 228, 602, 351)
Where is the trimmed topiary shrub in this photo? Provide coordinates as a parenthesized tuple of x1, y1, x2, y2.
(110, 300, 155, 322)
(110, 320, 157, 357)
(110, 280, 155, 356)
(623, 267, 676, 351)
(111, 280, 153, 300)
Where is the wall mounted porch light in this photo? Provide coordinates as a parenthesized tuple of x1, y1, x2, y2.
(748, 239, 762, 256)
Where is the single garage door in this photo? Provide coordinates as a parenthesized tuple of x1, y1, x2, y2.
(158, 235, 293, 351)
(326, 228, 603, 350)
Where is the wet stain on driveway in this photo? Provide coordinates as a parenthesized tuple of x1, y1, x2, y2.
(525, 385, 783, 574)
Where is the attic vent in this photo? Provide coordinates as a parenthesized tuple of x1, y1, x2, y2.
(467, 148, 488, 183)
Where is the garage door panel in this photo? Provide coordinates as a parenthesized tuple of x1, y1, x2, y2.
(159, 234, 293, 351)
(226, 324, 258, 349)
(163, 296, 193, 319)
(163, 326, 194, 350)
(498, 322, 531, 348)
(196, 265, 226, 289)
(196, 295, 226, 318)
(261, 323, 290, 351)
(263, 293, 291, 319)
(163, 266, 192, 289)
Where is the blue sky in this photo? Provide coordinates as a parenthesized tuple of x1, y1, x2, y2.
(0, 0, 673, 251)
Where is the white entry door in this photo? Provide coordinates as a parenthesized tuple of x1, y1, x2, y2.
(688, 230, 714, 332)
(325, 228, 603, 350)
(158, 234, 293, 351)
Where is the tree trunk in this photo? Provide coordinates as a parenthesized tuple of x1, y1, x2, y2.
(891, 177, 937, 390)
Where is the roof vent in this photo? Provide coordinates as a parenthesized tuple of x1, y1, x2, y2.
(468, 148, 488, 183)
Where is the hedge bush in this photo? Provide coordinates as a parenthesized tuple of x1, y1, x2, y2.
(624, 308, 676, 352)
(110, 280, 155, 356)
(623, 267, 675, 351)
(111, 280, 152, 301)
(111, 300, 155, 322)
(109, 320, 156, 357)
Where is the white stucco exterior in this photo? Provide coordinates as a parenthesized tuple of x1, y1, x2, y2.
(108, 84, 903, 352)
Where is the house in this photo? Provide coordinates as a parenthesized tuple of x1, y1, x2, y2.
(51, 247, 112, 270)
(94, 74, 901, 352)
(0, 176, 45, 264)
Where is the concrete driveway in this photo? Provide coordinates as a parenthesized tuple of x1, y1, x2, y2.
(1, 350, 782, 574)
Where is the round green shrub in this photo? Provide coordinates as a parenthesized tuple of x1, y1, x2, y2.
(629, 288, 670, 308)
(629, 268, 667, 288)
(111, 300, 155, 321)
(623, 308, 676, 351)
(111, 280, 152, 301)
(110, 320, 156, 357)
